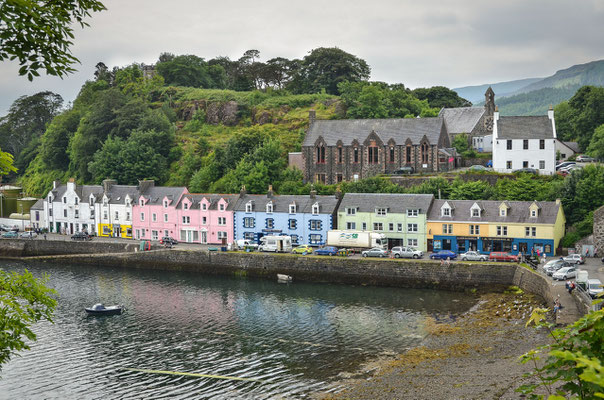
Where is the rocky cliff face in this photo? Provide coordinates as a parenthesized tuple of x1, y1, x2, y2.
(180, 100, 240, 126)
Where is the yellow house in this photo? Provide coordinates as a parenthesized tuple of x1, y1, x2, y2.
(427, 199, 565, 256)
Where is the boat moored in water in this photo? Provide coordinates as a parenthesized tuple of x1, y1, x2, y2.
(277, 274, 292, 283)
(85, 303, 124, 316)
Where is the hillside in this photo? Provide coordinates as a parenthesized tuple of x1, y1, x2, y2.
(453, 78, 542, 104)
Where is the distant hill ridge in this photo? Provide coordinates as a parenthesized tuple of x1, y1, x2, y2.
(454, 59, 604, 115)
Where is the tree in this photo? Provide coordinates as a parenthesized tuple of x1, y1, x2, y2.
(412, 86, 472, 108)
(156, 54, 212, 88)
(0, 0, 106, 80)
(0, 269, 57, 371)
(451, 133, 476, 158)
(586, 123, 604, 160)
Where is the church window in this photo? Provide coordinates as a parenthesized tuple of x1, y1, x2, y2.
(406, 145, 412, 163)
(337, 147, 343, 163)
(421, 143, 429, 164)
(389, 146, 395, 163)
(316, 145, 326, 164)
(353, 147, 359, 163)
(368, 146, 379, 164)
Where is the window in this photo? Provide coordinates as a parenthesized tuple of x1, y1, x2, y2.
(309, 234, 322, 245)
(164, 213, 168, 222)
(531, 209, 537, 217)
(289, 204, 296, 214)
(472, 208, 480, 217)
(353, 147, 359, 163)
(289, 219, 297, 230)
(217, 232, 227, 240)
(310, 220, 322, 230)
(75, 210, 79, 219)
(244, 232, 255, 240)
(243, 217, 255, 228)
(442, 224, 453, 234)
(497, 226, 508, 236)
(126, 212, 130, 221)
(139, 199, 144, 206)
(202, 203, 207, 211)
(182, 216, 190, 224)
(539, 139, 545, 150)
(266, 218, 274, 229)
(291, 235, 299, 245)
(346, 208, 356, 216)
(136, 229, 141, 239)
(346, 222, 356, 230)
(49, 208, 53, 217)
(362, 222, 367, 230)
(407, 209, 419, 217)
(63, 209, 67, 217)
(500, 208, 507, 216)
(506, 140, 512, 150)
(90, 209, 95, 217)
(151, 230, 158, 241)
(523, 139, 529, 150)
(163, 200, 168, 208)
(63, 197, 66, 204)
(397, 223, 403, 232)
(312, 203, 319, 215)
(336, 173, 343, 183)
(337, 147, 343, 163)
(407, 223, 418, 232)
(183, 203, 189, 210)
(164, 230, 169, 238)
(373, 222, 383, 231)
(316, 174, 326, 184)
(408, 238, 418, 247)
(114, 211, 119, 220)
(406, 145, 412, 163)
(103, 210, 108, 220)
(389, 146, 395, 163)
(316, 145, 326, 164)
(48, 196, 52, 203)
(421, 142, 429, 164)
(218, 217, 226, 226)
(245, 202, 253, 212)
(470, 225, 480, 235)
(389, 223, 394, 231)
(506, 161, 512, 169)
(140, 213, 145, 221)
(75, 197, 79, 205)
(35, 211, 40, 221)
(219, 203, 225, 211)
(376, 208, 387, 216)
(202, 217, 207, 225)
(368, 146, 379, 164)
(152, 213, 157, 222)
(442, 207, 451, 217)
(523, 161, 529, 168)
(266, 202, 273, 213)
(539, 160, 545, 169)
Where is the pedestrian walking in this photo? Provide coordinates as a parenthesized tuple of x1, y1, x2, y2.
(44, 233, 47, 240)
(568, 281, 576, 294)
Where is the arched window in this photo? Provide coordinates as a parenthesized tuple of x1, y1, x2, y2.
(316, 145, 325, 164)
(406, 145, 412, 163)
(421, 143, 429, 164)
(368, 146, 379, 164)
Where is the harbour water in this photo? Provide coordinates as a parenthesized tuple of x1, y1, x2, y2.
(0, 261, 477, 399)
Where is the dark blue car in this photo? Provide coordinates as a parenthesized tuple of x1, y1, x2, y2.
(430, 250, 457, 260)
(314, 246, 338, 256)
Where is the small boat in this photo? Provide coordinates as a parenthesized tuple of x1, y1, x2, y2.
(277, 274, 292, 283)
(85, 303, 124, 316)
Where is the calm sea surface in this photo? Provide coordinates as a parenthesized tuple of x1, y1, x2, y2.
(0, 261, 477, 399)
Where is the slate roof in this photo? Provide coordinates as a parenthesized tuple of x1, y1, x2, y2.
(138, 186, 187, 205)
(427, 199, 561, 225)
(339, 193, 434, 214)
(562, 141, 580, 153)
(50, 184, 103, 201)
(104, 185, 139, 205)
(176, 194, 239, 211)
(439, 107, 485, 134)
(302, 118, 446, 147)
(30, 199, 44, 210)
(496, 116, 555, 140)
(233, 194, 340, 214)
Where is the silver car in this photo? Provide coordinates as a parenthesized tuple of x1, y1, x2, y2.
(362, 247, 389, 258)
(563, 254, 584, 265)
(391, 246, 423, 259)
(460, 251, 488, 261)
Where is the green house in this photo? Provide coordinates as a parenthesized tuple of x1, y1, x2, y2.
(337, 193, 434, 251)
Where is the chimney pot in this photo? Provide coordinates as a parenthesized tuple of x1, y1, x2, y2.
(309, 109, 316, 124)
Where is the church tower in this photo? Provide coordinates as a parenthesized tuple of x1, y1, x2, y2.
(483, 87, 496, 132)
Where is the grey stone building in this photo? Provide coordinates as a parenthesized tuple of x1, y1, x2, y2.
(439, 87, 495, 144)
(301, 112, 452, 184)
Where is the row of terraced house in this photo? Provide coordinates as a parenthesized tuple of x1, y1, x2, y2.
(33, 179, 566, 256)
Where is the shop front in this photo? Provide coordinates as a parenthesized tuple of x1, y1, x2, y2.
(433, 235, 555, 256)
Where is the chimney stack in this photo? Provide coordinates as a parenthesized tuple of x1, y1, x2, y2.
(310, 185, 317, 199)
(267, 185, 273, 198)
(240, 185, 247, 196)
(53, 180, 61, 189)
(335, 185, 343, 200)
(102, 179, 117, 193)
(309, 109, 316, 125)
(137, 179, 155, 194)
(67, 177, 76, 191)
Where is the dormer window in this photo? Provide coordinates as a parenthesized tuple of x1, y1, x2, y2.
(219, 203, 225, 211)
(376, 208, 387, 216)
(246, 202, 253, 213)
(103, 198, 108, 206)
(126, 198, 131, 206)
(75, 198, 79, 205)
(139, 198, 144, 206)
(184, 203, 189, 210)
(289, 203, 296, 214)
(48, 196, 52, 203)
(442, 207, 451, 217)
(163, 200, 169, 208)
(531, 210, 537, 217)
(202, 203, 207, 211)
(312, 203, 320, 215)
(472, 209, 480, 217)
(500, 209, 506, 217)
(266, 202, 273, 213)
(63, 197, 67, 204)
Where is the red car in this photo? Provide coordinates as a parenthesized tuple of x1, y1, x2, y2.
(488, 252, 519, 262)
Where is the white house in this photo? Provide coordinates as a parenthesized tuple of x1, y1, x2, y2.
(492, 107, 557, 175)
(29, 199, 45, 230)
(94, 179, 138, 239)
(555, 140, 579, 161)
(44, 179, 103, 235)
(472, 135, 492, 152)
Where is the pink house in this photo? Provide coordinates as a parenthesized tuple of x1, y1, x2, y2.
(175, 194, 238, 244)
(132, 181, 188, 241)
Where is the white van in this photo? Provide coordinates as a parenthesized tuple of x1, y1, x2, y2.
(258, 235, 292, 253)
(587, 279, 603, 298)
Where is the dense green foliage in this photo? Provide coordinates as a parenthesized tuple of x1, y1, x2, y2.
(555, 86, 604, 151)
(0, 269, 57, 371)
(0, 0, 106, 80)
(411, 86, 472, 109)
(451, 133, 477, 158)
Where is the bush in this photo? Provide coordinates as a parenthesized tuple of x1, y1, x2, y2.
(561, 232, 580, 248)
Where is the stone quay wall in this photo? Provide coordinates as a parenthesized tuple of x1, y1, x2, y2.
(0, 239, 139, 258)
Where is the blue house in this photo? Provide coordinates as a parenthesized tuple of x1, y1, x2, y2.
(233, 187, 341, 246)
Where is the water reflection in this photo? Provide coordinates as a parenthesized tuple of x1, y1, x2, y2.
(0, 261, 477, 399)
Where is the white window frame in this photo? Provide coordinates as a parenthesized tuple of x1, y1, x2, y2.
(312, 203, 319, 215)
(407, 223, 418, 233)
(442, 207, 451, 217)
(289, 204, 296, 214)
(407, 209, 418, 217)
(266, 202, 273, 213)
(407, 238, 418, 247)
(346, 222, 356, 230)
(373, 222, 383, 231)
(245, 202, 253, 213)
(376, 208, 387, 216)
(164, 213, 168, 222)
(140, 212, 145, 221)
(152, 213, 157, 222)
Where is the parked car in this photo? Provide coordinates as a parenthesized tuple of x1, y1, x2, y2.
(429, 250, 457, 260)
(292, 244, 313, 255)
(552, 266, 577, 281)
(2, 231, 18, 238)
(544, 260, 571, 276)
(362, 247, 390, 258)
(488, 252, 519, 262)
(512, 168, 538, 175)
(563, 253, 585, 265)
(236, 239, 258, 250)
(314, 246, 338, 256)
(555, 161, 576, 171)
(468, 165, 492, 172)
(558, 164, 577, 173)
(390, 246, 423, 259)
(160, 236, 178, 246)
(394, 166, 414, 175)
(460, 251, 488, 261)
(576, 155, 595, 162)
(587, 279, 603, 298)
(0, 224, 12, 232)
(71, 231, 92, 241)
(19, 231, 37, 239)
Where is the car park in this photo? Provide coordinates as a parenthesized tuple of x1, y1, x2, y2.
(544, 260, 571, 276)
(468, 165, 492, 172)
(71, 231, 92, 241)
(292, 244, 313, 254)
(2, 231, 18, 238)
(587, 279, 603, 298)
(460, 251, 488, 261)
(552, 266, 577, 280)
(394, 166, 414, 175)
(555, 161, 576, 171)
(512, 168, 538, 175)
(488, 252, 519, 262)
(576, 155, 595, 162)
(429, 250, 457, 260)
(19, 231, 37, 239)
(390, 246, 423, 259)
(160, 236, 178, 246)
(563, 253, 584, 265)
(314, 246, 338, 256)
(362, 247, 390, 258)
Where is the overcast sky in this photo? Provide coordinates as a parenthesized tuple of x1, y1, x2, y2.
(1, 0, 603, 115)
